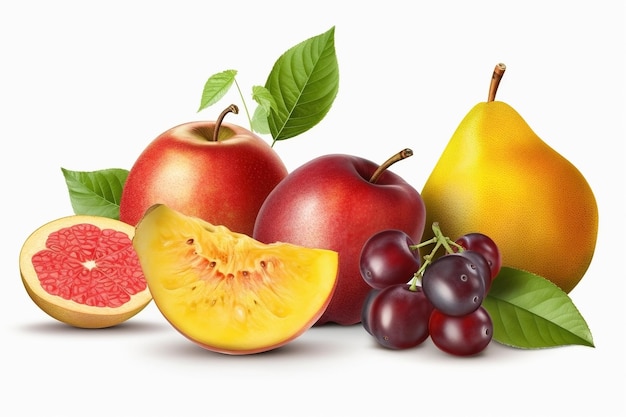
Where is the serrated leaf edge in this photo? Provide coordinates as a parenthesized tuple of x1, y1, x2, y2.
(484, 267, 594, 349)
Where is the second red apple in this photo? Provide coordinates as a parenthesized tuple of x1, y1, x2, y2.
(253, 149, 426, 325)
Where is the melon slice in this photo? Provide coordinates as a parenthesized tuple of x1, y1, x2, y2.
(19, 215, 152, 328)
(132, 204, 339, 354)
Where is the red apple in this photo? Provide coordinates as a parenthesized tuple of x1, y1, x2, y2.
(119, 105, 288, 236)
(253, 149, 426, 325)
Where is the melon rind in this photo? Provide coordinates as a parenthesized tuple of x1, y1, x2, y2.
(19, 215, 153, 329)
(133, 204, 339, 354)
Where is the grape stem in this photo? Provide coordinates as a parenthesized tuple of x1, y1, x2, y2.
(408, 222, 465, 290)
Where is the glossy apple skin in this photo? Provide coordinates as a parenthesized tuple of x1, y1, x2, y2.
(253, 153, 426, 325)
(120, 121, 288, 236)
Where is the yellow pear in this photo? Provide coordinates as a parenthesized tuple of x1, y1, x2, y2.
(420, 63, 598, 293)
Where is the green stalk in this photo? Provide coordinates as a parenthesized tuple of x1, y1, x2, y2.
(233, 78, 253, 130)
(408, 222, 464, 291)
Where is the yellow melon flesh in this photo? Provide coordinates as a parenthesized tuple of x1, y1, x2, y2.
(19, 215, 152, 329)
(132, 204, 339, 354)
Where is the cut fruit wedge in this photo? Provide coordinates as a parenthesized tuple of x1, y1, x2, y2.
(133, 204, 339, 354)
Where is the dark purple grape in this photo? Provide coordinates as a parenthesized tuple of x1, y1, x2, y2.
(367, 284, 434, 349)
(359, 229, 421, 290)
(458, 250, 492, 294)
(455, 233, 502, 280)
(361, 288, 380, 335)
(429, 306, 493, 356)
(421, 252, 488, 316)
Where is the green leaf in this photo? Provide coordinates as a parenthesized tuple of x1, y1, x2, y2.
(265, 26, 339, 142)
(197, 69, 237, 112)
(61, 168, 128, 220)
(483, 267, 594, 349)
(251, 105, 271, 134)
(252, 85, 277, 114)
(250, 85, 276, 134)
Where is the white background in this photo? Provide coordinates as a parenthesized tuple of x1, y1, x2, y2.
(2, 1, 624, 416)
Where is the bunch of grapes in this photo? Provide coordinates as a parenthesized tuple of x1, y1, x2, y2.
(359, 223, 502, 356)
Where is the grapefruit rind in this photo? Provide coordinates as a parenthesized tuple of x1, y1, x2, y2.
(132, 204, 339, 354)
(19, 215, 153, 329)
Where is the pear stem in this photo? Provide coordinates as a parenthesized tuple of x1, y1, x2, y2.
(212, 104, 239, 142)
(487, 63, 506, 102)
(368, 148, 413, 184)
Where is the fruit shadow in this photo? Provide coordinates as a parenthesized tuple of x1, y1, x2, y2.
(18, 319, 169, 335)
(147, 323, 355, 360)
(362, 333, 520, 362)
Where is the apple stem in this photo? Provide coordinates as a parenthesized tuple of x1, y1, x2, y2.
(487, 63, 506, 102)
(212, 104, 239, 142)
(368, 148, 413, 184)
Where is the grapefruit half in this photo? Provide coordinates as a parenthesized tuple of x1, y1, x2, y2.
(19, 215, 152, 328)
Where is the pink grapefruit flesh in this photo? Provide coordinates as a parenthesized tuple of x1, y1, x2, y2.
(19, 215, 152, 328)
